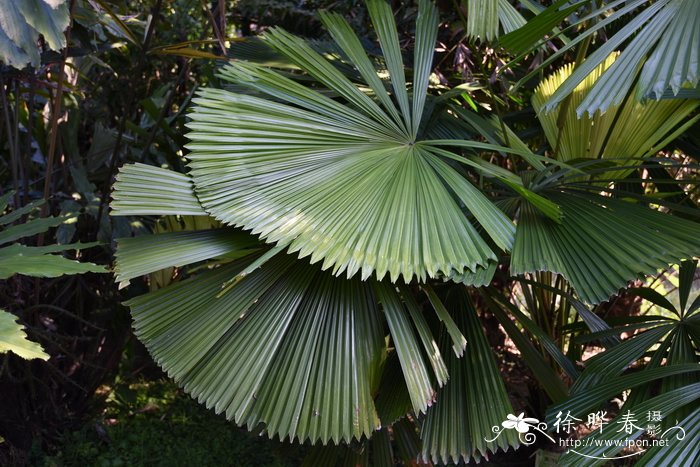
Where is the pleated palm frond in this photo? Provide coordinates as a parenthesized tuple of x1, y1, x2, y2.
(111, 163, 476, 445)
(111, 163, 208, 216)
(533, 53, 699, 179)
(127, 252, 386, 444)
(503, 0, 700, 116)
(420, 287, 519, 463)
(185, 0, 520, 284)
(511, 189, 700, 304)
(463, 0, 526, 42)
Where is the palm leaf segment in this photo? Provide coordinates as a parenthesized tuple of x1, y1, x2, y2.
(185, 0, 516, 284)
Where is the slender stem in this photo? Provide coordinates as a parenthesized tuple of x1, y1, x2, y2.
(41, 0, 76, 224)
(201, 0, 227, 54)
(0, 74, 20, 207)
(96, 0, 163, 225)
(23, 76, 35, 205)
(139, 60, 190, 162)
(13, 79, 21, 202)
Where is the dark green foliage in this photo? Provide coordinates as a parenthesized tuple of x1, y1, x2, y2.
(35, 380, 304, 467)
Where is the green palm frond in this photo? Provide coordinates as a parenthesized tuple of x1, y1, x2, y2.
(464, 0, 526, 42)
(511, 190, 700, 304)
(127, 252, 384, 444)
(185, 0, 520, 284)
(420, 287, 519, 463)
(123, 245, 462, 444)
(112, 166, 458, 443)
(533, 53, 699, 178)
(504, 0, 700, 115)
(111, 163, 207, 216)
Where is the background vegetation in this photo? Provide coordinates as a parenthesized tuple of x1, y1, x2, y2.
(1, 0, 698, 466)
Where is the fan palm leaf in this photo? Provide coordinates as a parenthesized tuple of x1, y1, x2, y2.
(185, 0, 523, 284)
(112, 164, 471, 444)
(511, 189, 700, 304)
(503, 0, 700, 115)
(420, 287, 520, 463)
(533, 53, 699, 180)
(463, 0, 526, 42)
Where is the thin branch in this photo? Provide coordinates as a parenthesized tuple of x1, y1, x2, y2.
(40, 0, 77, 222)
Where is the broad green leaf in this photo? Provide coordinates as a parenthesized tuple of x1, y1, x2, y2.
(0, 244, 105, 279)
(0, 199, 44, 225)
(0, 216, 65, 245)
(0, 0, 69, 67)
(0, 309, 49, 360)
(114, 228, 259, 283)
(129, 253, 385, 443)
(127, 248, 449, 444)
